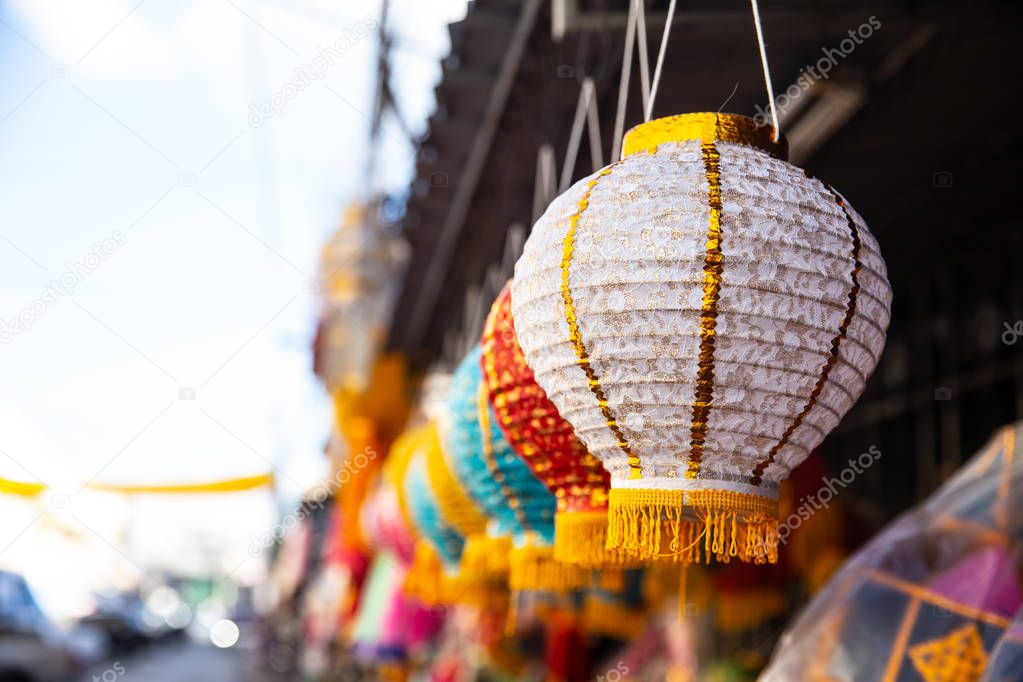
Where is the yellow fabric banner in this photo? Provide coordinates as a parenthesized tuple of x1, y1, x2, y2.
(0, 477, 48, 497)
(0, 473, 274, 497)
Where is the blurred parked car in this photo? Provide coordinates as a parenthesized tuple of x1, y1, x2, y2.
(79, 591, 179, 655)
(0, 570, 79, 681)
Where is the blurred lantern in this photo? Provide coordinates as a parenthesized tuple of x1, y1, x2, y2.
(444, 346, 585, 592)
(403, 453, 458, 604)
(762, 423, 1023, 681)
(707, 454, 849, 642)
(482, 282, 630, 568)
(580, 570, 653, 642)
(315, 200, 410, 563)
(362, 429, 422, 565)
(349, 548, 441, 670)
(332, 354, 412, 449)
(779, 453, 851, 594)
(333, 416, 382, 555)
(315, 201, 405, 395)
(397, 422, 488, 605)
(321, 504, 369, 624)
(331, 356, 412, 555)
(512, 112, 891, 564)
(348, 426, 446, 669)
(422, 422, 490, 550)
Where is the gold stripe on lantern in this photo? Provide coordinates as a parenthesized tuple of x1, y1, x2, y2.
(476, 381, 532, 533)
(750, 185, 864, 485)
(687, 138, 725, 480)
(560, 165, 644, 479)
(424, 429, 489, 538)
(602, 114, 791, 563)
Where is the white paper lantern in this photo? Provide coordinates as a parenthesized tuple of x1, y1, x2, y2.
(511, 113, 891, 563)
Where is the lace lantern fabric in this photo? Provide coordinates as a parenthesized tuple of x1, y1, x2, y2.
(511, 112, 891, 563)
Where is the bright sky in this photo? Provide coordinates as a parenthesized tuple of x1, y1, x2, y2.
(0, 0, 467, 611)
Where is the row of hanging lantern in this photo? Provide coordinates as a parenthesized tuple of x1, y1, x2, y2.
(388, 119, 890, 620)
(336, 0, 894, 651)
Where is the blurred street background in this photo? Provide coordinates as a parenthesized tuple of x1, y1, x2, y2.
(0, 0, 463, 679)
(2, 0, 1022, 679)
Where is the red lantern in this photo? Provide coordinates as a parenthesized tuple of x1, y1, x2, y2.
(482, 282, 627, 567)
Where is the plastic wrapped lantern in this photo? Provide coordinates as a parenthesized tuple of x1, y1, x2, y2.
(762, 423, 1022, 681)
(512, 112, 891, 563)
(445, 346, 585, 591)
(483, 281, 631, 568)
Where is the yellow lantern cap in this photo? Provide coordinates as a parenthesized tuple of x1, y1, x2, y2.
(622, 112, 788, 160)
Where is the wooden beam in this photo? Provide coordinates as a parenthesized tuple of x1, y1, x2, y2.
(401, 0, 544, 352)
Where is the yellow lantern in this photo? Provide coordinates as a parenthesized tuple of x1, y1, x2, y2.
(511, 113, 891, 563)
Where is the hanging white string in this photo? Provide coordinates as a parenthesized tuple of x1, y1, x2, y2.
(645, 0, 677, 122)
(585, 83, 603, 170)
(484, 263, 505, 306)
(461, 284, 482, 358)
(634, 0, 651, 114)
(559, 78, 603, 192)
(611, 2, 638, 161)
(749, 0, 780, 140)
(611, 0, 651, 160)
(501, 223, 525, 280)
(532, 144, 556, 222)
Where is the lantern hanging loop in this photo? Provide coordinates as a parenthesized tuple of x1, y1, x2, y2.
(639, 0, 782, 138)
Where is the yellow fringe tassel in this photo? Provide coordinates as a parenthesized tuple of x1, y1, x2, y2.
(553, 510, 644, 568)
(404, 540, 461, 604)
(508, 543, 590, 592)
(606, 488, 779, 564)
(459, 533, 513, 580)
(453, 534, 513, 612)
(457, 581, 510, 613)
(405, 540, 513, 610)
